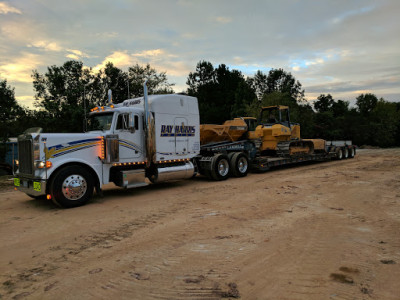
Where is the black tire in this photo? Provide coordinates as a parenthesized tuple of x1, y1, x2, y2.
(348, 147, 355, 158)
(210, 154, 230, 181)
(336, 148, 343, 160)
(230, 152, 249, 177)
(343, 147, 349, 159)
(50, 165, 94, 208)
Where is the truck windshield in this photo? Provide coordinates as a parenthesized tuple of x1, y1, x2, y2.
(87, 112, 114, 131)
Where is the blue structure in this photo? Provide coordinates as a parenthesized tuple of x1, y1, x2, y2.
(1, 138, 17, 175)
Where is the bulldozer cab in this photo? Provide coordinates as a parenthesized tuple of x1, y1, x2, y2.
(259, 105, 291, 127)
(242, 117, 258, 131)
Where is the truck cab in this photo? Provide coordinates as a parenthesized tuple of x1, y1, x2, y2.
(14, 87, 200, 208)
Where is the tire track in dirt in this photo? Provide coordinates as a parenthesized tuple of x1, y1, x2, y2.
(1, 149, 400, 299)
(0, 196, 194, 298)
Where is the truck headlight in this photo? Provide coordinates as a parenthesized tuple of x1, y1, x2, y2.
(35, 161, 52, 169)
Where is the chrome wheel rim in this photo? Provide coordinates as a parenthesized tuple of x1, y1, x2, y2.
(62, 175, 87, 200)
(237, 157, 248, 173)
(218, 159, 229, 177)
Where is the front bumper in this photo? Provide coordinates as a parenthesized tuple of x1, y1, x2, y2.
(14, 176, 47, 196)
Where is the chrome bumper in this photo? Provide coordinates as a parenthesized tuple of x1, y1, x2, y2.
(14, 177, 46, 196)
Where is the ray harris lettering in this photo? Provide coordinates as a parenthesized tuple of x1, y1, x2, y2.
(161, 125, 195, 137)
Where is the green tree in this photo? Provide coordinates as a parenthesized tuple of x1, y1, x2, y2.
(32, 60, 175, 132)
(32, 60, 91, 132)
(356, 93, 378, 115)
(314, 94, 334, 113)
(265, 68, 305, 102)
(0, 79, 24, 142)
(312, 95, 351, 140)
(102, 62, 129, 103)
(369, 99, 400, 147)
(128, 63, 174, 98)
(187, 61, 256, 123)
(331, 99, 349, 117)
(247, 70, 268, 100)
(187, 60, 215, 95)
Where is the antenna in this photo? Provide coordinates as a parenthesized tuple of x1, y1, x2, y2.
(83, 85, 87, 131)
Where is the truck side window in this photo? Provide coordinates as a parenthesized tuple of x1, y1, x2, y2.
(134, 115, 139, 130)
(116, 114, 129, 130)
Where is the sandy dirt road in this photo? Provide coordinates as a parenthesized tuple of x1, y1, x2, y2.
(0, 149, 399, 299)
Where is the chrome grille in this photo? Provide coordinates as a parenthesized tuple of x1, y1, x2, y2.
(18, 139, 33, 175)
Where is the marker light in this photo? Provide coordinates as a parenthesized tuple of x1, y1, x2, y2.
(36, 161, 52, 169)
(36, 161, 45, 169)
(100, 137, 105, 160)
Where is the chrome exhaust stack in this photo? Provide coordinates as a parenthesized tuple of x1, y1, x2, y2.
(107, 89, 113, 105)
(143, 80, 156, 167)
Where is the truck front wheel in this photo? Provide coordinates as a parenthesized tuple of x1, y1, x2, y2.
(50, 165, 94, 208)
(343, 147, 349, 159)
(348, 147, 355, 158)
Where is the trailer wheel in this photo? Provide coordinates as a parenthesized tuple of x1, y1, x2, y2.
(230, 152, 249, 177)
(210, 154, 230, 181)
(343, 147, 349, 159)
(50, 165, 94, 208)
(348, 147, 355, 158)
(336, 148, 343, 160)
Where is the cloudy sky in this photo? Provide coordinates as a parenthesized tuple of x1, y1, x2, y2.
(1, 0, 399, 108)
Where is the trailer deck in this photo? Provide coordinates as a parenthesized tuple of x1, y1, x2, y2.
(200, 139, 356, 174)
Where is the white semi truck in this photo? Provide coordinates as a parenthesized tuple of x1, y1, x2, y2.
(14, 82, 355, 208)
(14, 83, 201, 207)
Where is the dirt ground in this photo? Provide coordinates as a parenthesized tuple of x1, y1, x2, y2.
(0, 149, 399, 300)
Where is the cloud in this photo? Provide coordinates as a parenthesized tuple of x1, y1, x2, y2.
(132, 49, 165, 57)
(0, 52, 41, 83)
(66, 54, 79, 60)
(15, 95, 36, 109)
(28, 40, 63, 52)
(1, 0, 399, 107)
(90, 49, 191, 82)
(331, 6, 375, 24)
(0, 2, 21, 14)
(92, 51, 133, 72)
(65, 49, 90, 60)
(95, 31, 118, 39)
(215, 16, 232, 24)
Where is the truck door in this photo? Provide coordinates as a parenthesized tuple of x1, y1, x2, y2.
(115, 113, 142, 160)
(174, 117, 188, 155)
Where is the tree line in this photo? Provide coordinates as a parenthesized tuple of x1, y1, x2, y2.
(1, 60, 400, 153)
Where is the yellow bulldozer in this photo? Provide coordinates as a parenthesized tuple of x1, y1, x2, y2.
(200, 105, 325, 157)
